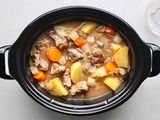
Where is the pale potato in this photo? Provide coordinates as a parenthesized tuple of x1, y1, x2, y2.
(113, 46, 129, 68)
(71, 61, 86, 83)
(81, 22, 98, 34)
(49, 77, 68, 96)
(104, 77, 121, 91)
(111, 43, 121, 52)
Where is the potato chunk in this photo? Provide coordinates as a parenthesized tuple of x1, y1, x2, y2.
(81, 22, 98, 34)
(111, 43, 121, 52)
(49, 78, 68, 96)
(113, 46, 129, 68)
(71, 61, 86, 83)
(104, 77, 121, 91)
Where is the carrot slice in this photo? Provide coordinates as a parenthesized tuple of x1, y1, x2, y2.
(34, 71, 46, 81)
(74, 38, 86, 47)
(104, 62, 117, 74)
(46, 47, 62, 62)
(104, 26, 116, 36)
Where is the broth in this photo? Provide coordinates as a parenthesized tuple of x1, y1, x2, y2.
(29, 20, 130, 99)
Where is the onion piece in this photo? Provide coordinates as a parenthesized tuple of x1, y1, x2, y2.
(113, 34, 122, 44)
(68, 30, 79, 41)
(86, 35, 95, 43)
(54, 26, 73, 38)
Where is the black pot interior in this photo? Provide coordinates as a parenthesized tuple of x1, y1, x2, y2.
(12, 7, 146, 114)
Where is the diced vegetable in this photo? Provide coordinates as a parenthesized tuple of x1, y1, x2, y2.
(86, 35, 95, 43)
(87, 77, 96, 87)
(68, 30, 79, 41)
(54, 26, 73, 38)
(104, 77, 121, 91)
(113, 34, 122, 44)
(104, 26, 116, 36)
(71, 61, 85, 83)
(46, 47, 62, 62)
(49, 77, 68, 96)
(81, 22, 98, 34)
(104, 62, 117, 74)
(34, 71, 46, 81)
(113, 46, 129, 68)
(74, 38, 86, 47)
(81, 43, 91, 53)
(111, 43, 122, 52)
(91, 67, 107, 77)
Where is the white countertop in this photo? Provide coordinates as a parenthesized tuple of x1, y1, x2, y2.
(0, 0, 160, 120)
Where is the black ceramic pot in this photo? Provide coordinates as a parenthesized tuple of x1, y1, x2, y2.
(0, 6, 160, 115)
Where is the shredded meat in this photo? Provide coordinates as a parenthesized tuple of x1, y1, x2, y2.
(47, 31, 68, 50)
(88, 48, 104, 66)
(63, 68, 72, 87)
(67, 48, 84, 62)
(39, 58, 49, 71)
(68, 41, 76, 48)
(36, 39, 51, 50)
(30, 49, 40, 66)
(70, 81, 88, 96)
(82, 62, 91, 75)
(50, 63, 66, 75)
(30, 49, 49, 71)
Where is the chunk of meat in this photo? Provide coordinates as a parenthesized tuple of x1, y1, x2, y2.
(30, 65, 39, 75)
(88, 48, 105, 66)
(36, 39, 51, 50)
(58, 56, 66, 65)
(30, 49, 40, 66)
(39, 58, 49, 71)
(67, 48, 84, 62)
(82, 62, 91, 75)
(68, 41, 75, 48)
(30, 49, 49, 71)
(63, 68, 72, 87)
(116, 68, 126, 75)
(70, 81, 88, 96)
(47, 31, 68, 50)
(50, 63, 66, 75)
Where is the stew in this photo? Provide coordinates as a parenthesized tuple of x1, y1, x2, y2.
(29, 20, 130, 99)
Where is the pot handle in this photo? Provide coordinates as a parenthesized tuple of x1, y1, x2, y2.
(0, 45, 14, 79)
(147, 43, 160, 77)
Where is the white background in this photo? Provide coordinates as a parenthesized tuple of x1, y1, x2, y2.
(0, 0, 160, 120)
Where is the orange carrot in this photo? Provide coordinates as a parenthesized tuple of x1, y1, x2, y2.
(46, 47, 62, 62)
(34, 71, 46, 81)
(104, 26, 116, 36)
(74, 38, 86, 47)
(104, 62, 117, 73)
